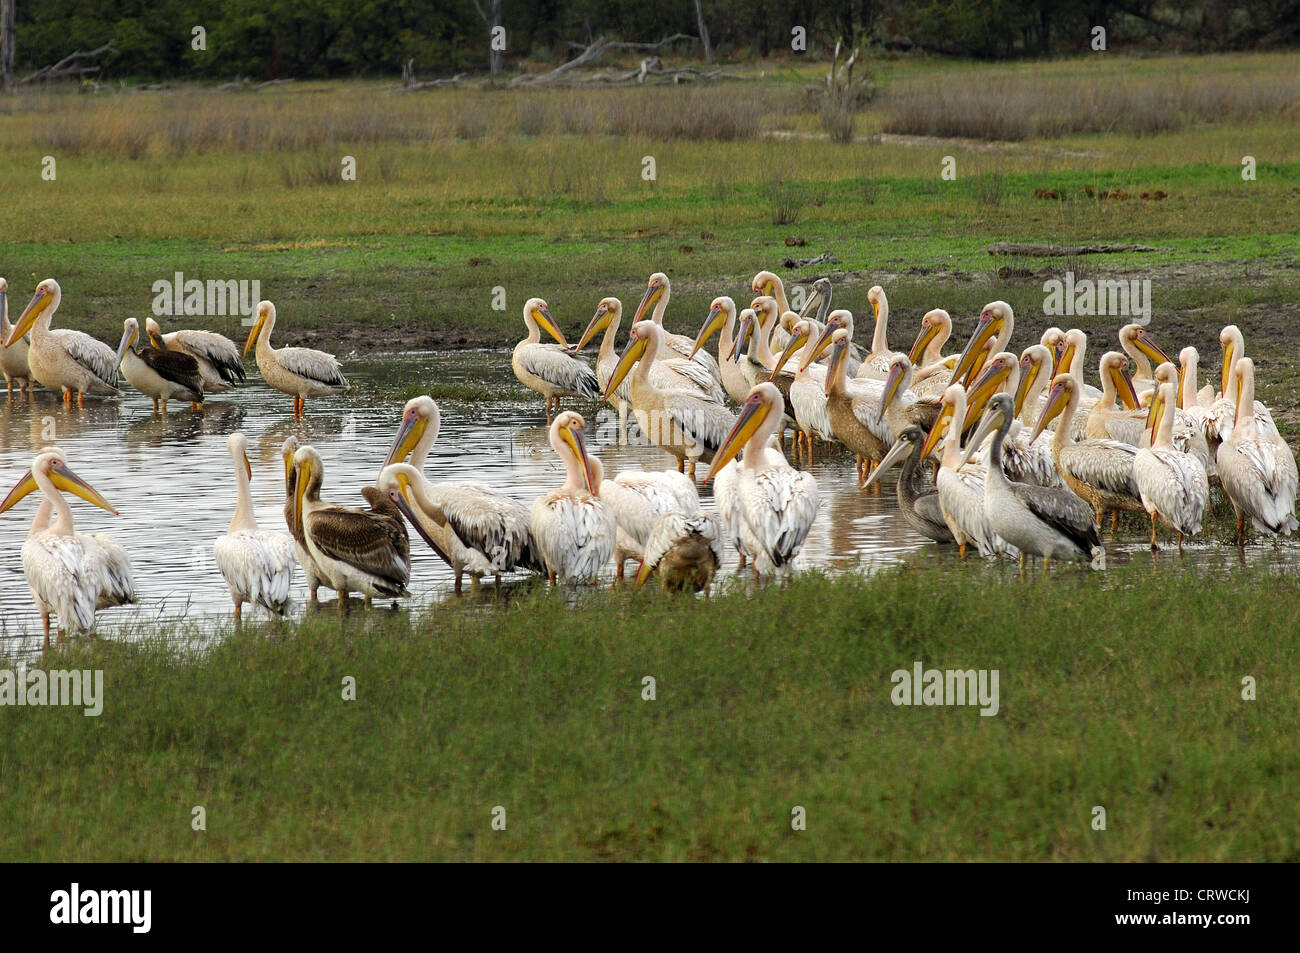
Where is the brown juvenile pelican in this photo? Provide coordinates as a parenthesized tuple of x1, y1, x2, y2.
(146, 317, 245, 400)
(115, 318, 204, 413)
(822, 328, 890, 488)
(635, 512, 723, 593)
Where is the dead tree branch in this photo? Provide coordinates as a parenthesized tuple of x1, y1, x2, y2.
(20, 42, 115, 84)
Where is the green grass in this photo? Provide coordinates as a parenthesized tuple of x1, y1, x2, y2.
(2, 565, 1296, 861)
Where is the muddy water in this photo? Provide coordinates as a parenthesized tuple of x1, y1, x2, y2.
(0, 350, 1295, 656)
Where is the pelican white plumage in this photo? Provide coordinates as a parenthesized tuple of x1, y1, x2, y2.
(632, 272, 723, 386)
(0, 278, 33, 396)
(382, 395, 539, 591)
(856, 285, 894, 380)
(214, 432, 295, 618)
(1216, 357, 1298, 543)
(512, 296, 599, 422)
(704, 382, 818, 579)
(769, 318, 834, 462)
(530, 411, 615, 584)
(635, 512, 723, 593)
(1134, 381, 1209, 552)
(146, 317, 245, 395)
(0, 448, 136, 645)
(115, 317, 205, 413)
(4, 278, 120, 405)
(590, 460, 699, 579)
(292, 445, 410, 604)
(689, 295, 752, 405)
(244, 301, 348, 418)
(1204, 326, 1279, 452)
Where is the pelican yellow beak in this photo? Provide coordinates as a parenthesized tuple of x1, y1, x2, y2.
(1013, 358, 1040, 418)
(690, 303, 724, 360)
(966, 362, 1012, 424)
(871, 297, 880, 320)
(1056, 341, 1077, 379)
(1175, 364, 1186, 410)
(1145, 389, 1164, 435)
(1220, 339, 1236, 395)
(605, 333, 647, 400)
(6, 287, 51, 348)
(802, 322, 837, 371)
(1030, 379, 1071, 442)
(243, 311, 266, 356)
(919, 405, 953, 461)
(148, 328, 166, 350)
(1111, 363, 1139, 410)
(952, 312, 1001, 386)
(281, 448, 294, 490)
(531, 303, 568, 348)
(633, 281, 662, 324)
(114, 324, 136, 367)
(294, 458, 311, 528)
(703, 394, 769, 484)
(0, 470, 37, 513)
(384, 411, 427, 468)
(243, 452, 252, 482)
(1, 463, 118, 515)
(634, 559, 653, 588)
(728, 313, 755, 363)
(908, 321, 940, 366)
(877, 362, 906, 424)
(390, 473, 453, 565)
(574, 304, 611, 353)
(1134, 330, 1171, 368)
(560, 422, 594, 494)
(769, 328, 808, 381)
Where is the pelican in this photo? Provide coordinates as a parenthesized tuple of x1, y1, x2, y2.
(244, 301, 348, 418)
(281, 436, 324, 601)
(967, 348, 1063, 488)
(292, 445, 410, 605)
(1149, 361, 1214, 475)
(145, 317, 245, 397)
(822, 327, 891, 488)
(907, 309, 958, 397)
(878, 353, 941, 436)
(962, 395, 1103, 566)
(1216, 357, 1298, 544)
(0, 448, 136, 645)
(1084, 351, 1143, 444)
(1118, 324, 1172, 393)
(3, 278, 120, 406)
(382, 395, 539, 591)
(1205, 326, 1279, 452)
(863, 426, 955, 544)
(530, 411, 615, 584)
(769, 319, 834, 463)
(115, 317, 204, 413)
(605, 321, 735, 478)
(512, 296, 599, 422)
(703, 383, 818, 579)
(0, 278, 32, 396)
(632, 272, 723, 385)
(950, 301, 1014, 389)
(1031, 374, 1143, 527)
(689, 296, 752, 404)
(591, 461, 699, 579)
(751, 270, 796, 354)
(214, 432, 295, 618)
(1134, 382, 1209, 552)
(921, 385, 1014, 558)
(856, 285, 894, 380)
(635, 512, 723, 593)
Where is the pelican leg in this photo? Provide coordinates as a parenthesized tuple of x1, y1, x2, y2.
(616, 560, 625, 581)
(736, 553, 746, 570)
(4, 378, 10, 398)
(309, 586, 319, 603)
(1149, 513, 1159, 551)
(1093, 504, 1104, 527)
(233, 601, 243, 625)
(808, 435, 815, 466)
(548, 572, 557, 585)
(677, 458, 685, 474)
(958, 542, 968, 560)
(77, 391, 85, 408)
(364, 594, 373, 609)
(1235, 516, 1245, 547)
(62, 388, 72, 405)
(1111, 510, 1119, 533)
(688, 459, 697, 481)
(160, 398, 168, 414)
(454, 571, 463, 595)
(1019, 553, 1027, 569)
(1177, 532, 1184, 555)
(42, 613, 51, 651)
(151, 396, 159, 414)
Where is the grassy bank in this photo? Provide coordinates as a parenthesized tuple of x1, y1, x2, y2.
(2, 564, 1296, 861)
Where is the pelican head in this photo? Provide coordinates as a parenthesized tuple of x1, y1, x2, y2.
(1120, 323, 1170, 370)
(1220, 325, 1243, 395)
(523, 297, 567, 348)
(749, 295, 779, 333)
(1014, 344, 1052, 417)
(114, 317, 141, 367)
(691, 296, 734, 360)
(550, 411, 594, 494)
(0, 277, 7, 323)
(633, 272, 669, 324)
(244, 300, 275, 356)
(867, 285, 886, 321)
(877, 353, 914, 423)
(965, 351, 1018, 428)
(145, 317, 167, 350)
(378, 462, 452, 563)
(605, 320, 658, 399)
(1030, 373, 1079, 441)
(908, 309, 950, 365)
(575, 297, 620, 352)
(770, 319, 813, 380)
(919, 384, 966, 461)
(385, 395, 440, 469)
(751, 270, 781, 300)
(953, 300, 1012, 386)
(961, 394, 1015, 469)
(728, 309, 757, 364)
(704, 382, 781, 484)
(1178, 346, 1200, 407)
(291, 444, 325, 529)
(1056, 328, 1088, 382)
(805, 309, 852, 369)
(870, 425, 927, 487)
(823, 328, 852, 396)
(0, 446, 118, 516)
(6, 278, 61, 349)
(280, 436, 299, 491)
(227, 432, 252, 481)
(1099, 351, 1139, 410)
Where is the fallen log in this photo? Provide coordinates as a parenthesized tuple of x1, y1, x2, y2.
(987, 241, 1161, 257)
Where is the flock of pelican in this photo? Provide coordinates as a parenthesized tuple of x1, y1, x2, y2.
(2, 269, 1297, 645)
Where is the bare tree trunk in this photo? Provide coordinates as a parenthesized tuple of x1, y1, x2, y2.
(693, 0, 713, 64)
(474, 0, 503, 75)
(1, 0, 15, 92)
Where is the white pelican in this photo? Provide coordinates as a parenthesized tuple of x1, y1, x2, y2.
(863, 426, 955, 544)
(244, 301, 348, 418)
(292, 445, 410, 605)
(1205, 326, 1279, 452)
(920, 384, 1014, 558)
(769, 319, 834, 462)
(962, 395, 1103, 566)
(512, 296, 599, 421)
(635, 512, 723, 593)
(589, 459, 698, 579)
(689, 296, 753, 404)
(878, 353, 942, 437)
(967, 349, 1062, 489)
(1084, 351, 1143, 444)
(1031, 373, 1143, 527)
(0, 278, 32, 396)
(4, 279, 120, 406)
(1134, 382, 1209, 552)
(1216, 357, 1298, 544)
(1118, 323, 1172, 393)
(632, 272, 723, 385)
(907, 309, 958, 397)
(1149, 361, 1214, 475)
(115, 317, 205, 413)
(214, 432, 295, 618)
(382, 395, 540, 590)
(605, 321, 736, 478)
(703, 383, 818, 579)
(145, 317, 245, 396)
(950, 301, 1014, 389)
(530, 411, 615, 584)
(281, 436, 324, 601)
(856, 285, 894, 380)
(0, 448, 136, 645)
(821, 327, 890, 488)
